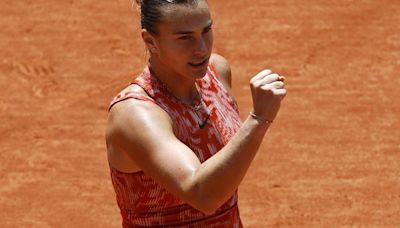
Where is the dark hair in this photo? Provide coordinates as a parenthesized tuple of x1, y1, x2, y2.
(135, 0, 200, 34)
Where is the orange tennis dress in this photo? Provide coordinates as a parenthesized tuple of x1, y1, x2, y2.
(108, 65, 243, 227)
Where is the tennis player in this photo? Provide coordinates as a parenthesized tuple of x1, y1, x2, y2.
(106, 0, 287, 227)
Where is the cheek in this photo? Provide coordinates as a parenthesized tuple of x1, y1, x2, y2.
(159, 41, 185, 58)
(166, 40, 191, 54)
(159, 43, 192, 67)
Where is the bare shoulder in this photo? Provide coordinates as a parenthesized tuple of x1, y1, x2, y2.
(210, 53, 232, 91)
(107, 95, 174, 149)
(120, 83, 149, 97)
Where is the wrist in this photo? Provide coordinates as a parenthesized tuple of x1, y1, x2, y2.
(249, 112, 273, 125)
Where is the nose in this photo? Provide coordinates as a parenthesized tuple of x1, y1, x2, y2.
(193, 37, 208, 57)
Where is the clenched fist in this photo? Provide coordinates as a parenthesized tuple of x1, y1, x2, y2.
(249, 69, 287, 123)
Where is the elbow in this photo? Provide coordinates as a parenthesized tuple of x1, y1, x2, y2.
(185, 185, 223, 215)
(180, 170, 227, 215)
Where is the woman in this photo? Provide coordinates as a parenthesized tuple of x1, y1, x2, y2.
(105, 0, 287, 227)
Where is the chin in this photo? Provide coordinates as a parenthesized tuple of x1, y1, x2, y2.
(190, 70, 207, 80)
(187, 64, 209, 79)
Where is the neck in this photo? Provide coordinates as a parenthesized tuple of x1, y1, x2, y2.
(148, 58, 199, 105)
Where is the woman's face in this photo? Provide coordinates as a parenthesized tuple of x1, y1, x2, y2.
(150, 1, 213, 80)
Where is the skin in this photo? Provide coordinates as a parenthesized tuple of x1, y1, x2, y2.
(106, 0, 286, 214)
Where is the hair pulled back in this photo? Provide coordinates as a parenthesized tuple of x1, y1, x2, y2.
(135, 0, 200, 34)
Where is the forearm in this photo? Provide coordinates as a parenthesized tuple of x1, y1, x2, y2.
(191, 115, 270, 212)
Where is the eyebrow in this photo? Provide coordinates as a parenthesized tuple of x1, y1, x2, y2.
(173, 20, 213, 35)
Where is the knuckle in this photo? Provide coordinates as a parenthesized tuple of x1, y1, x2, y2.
(279, 89, 287, 97)
(273, 81, 281, 87)
(270, 73, 280, 79)
(265, 74, 278, 82)
(273, 89, 284, 96)
(263, 69, 272, 75)
(258, 69, 272, 77)
(251, 81, 260, 88)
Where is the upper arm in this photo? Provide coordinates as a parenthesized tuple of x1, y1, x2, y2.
(106, 99, 202, 202)
(210, 53, 232, 92)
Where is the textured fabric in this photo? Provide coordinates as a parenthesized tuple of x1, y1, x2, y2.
(108, 65, 243, 227)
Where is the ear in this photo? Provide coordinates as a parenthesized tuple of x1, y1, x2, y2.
(141, 29, 157, 53)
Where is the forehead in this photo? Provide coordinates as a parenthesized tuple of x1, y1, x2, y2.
(158, 1, 211, 34)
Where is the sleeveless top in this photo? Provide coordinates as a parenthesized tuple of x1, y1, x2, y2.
(108, 65, 243, 227)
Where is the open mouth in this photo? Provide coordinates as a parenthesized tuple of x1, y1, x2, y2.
(188, 58, 209, 68)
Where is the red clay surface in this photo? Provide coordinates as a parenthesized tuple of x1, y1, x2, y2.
(1, 0, 400, 227)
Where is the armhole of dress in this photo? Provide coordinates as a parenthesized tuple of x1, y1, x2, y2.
(208, 64, 221, 81)
(108, 85, 155, 112)
(208, 64, 240, 114)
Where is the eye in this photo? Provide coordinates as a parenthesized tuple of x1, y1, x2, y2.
(179, 35, 192, 41)
(203, 26, 212, 34)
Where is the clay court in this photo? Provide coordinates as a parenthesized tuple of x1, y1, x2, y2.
(1, 0, 399, 227)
